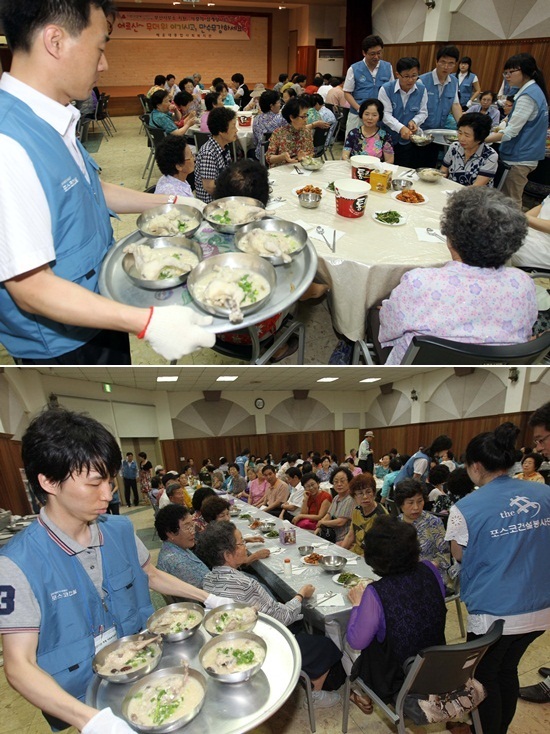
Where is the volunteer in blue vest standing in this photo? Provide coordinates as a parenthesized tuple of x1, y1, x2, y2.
(0, 0, 215, 366)
(419, 45, 463, 167)
(445, 415, 550, 734)
(378, 56, 428, 168)
(343, 34, 394, 140)
(0, 408, 229, 734)
(486, 53, 549, 207)
(394, 434, 453, 486)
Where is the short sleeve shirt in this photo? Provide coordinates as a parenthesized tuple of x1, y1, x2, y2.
(194, 137, 232, 203)
(442, 142, 498, 186)
(327, 494, 355, 542)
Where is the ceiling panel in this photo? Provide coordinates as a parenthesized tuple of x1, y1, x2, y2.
(25, 366, 441, 393)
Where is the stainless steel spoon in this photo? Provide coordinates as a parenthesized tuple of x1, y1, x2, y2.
(426, 227, 446, 242)
(316, 225, 331, 247)
(294, 165, 304, 175)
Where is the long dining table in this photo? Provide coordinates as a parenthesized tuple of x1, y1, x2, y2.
(266, 160, 463, 342)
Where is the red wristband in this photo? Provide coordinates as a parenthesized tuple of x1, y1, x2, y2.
(137, 307, 154, 339)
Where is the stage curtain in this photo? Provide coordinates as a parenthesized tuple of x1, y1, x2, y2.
(345, 0, 373, 71)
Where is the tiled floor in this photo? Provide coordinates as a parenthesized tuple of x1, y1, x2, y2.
(0, 117, 341, 367)
(1, 503, 548, 734)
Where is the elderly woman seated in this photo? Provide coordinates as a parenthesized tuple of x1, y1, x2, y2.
(376, 187, 538, 364)
(196, 521, 345, 708)
(148, 89, 190, 137)
(346, 516, 446, 714)
(338, 473, 388, 554)
(394, 479, 451, 586)
(440, 112, 498, 186)
(155, 504, 210, 588)
(194, 106, 237, 203)
(265, 97, 314, 167)
(153, 136, 194, 197)
(291, 472, 332, 531)
(315, 466, 355, 543)
(514, 452, 546, 483)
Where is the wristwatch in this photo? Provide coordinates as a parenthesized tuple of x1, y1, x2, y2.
(167, 194, 178, 205)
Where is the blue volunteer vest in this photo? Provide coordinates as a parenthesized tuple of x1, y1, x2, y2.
(394, 450, 430, 485)
(0, 515, 153, 701)
(457, 73, 475, 106)
(350, 59, 393, 115)
(380, 80, 426, 146)
(500, 83, 548, 162)
(457, 475, 550, 616)
(0, 90, 114, 359)
(419, 71, 458, 129)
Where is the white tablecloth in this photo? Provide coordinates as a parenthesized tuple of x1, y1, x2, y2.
(189, 121, 255, 155)
(267, 161, 463, 341)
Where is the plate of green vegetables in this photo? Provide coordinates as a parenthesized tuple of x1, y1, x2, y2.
(372, 210, 407, 226)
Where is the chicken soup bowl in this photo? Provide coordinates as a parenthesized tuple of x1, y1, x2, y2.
(234, 218, 308, 266)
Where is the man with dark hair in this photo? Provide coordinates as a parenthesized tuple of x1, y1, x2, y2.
(121, 451, 139, 507)
(155, 504, 209, 589)
(419, 45, 463, 166)
(343, 34, 394, 138)
(172, 90, 197, 132)
(273, 72, 288, 94)
(194, 106, 237, 202)
(0, 0, 215, 365)
(0, 408, 228, 733)
(259, 466, 290, 516)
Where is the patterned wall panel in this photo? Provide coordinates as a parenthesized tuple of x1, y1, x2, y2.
(373, 0, 426, 45)
(450, 0, 550, 41)
(343, 412, 362, 428)
(527, 368, 550, 410)
(366, 390, 412, 428)
(172, 399, 256, 439)
(265, 397, 334, 433)
(425, 371, 506, 422)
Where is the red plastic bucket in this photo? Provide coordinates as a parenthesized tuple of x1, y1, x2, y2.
(334, 179, 371, 218)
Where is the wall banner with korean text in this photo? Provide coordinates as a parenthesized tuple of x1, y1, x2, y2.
(112, 12, 251, 41)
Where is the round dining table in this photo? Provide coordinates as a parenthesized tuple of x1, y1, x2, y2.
(266, 160, 463, 342)
(188, 118, 255, 156)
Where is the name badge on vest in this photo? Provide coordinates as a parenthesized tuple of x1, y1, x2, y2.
(94, 625, 117, 654)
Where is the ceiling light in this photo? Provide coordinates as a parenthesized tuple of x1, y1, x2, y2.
(279, 6, 286, 10)
(359, 377, 381, 383)
(216, 376, 239, 382)
(317, 377, 339, 383)
(157, 375, 178, 382)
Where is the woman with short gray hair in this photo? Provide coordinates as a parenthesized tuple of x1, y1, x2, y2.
(377, 187, 538, 364)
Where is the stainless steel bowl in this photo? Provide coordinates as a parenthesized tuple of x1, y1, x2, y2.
(391, 178, 414, 191)
(301, 158, 324, 171)
(417, 167, 443, 183)
(298, 545, 314, 556)
(298, 192, 321, 209)
(229, 506, 241, 517)
(318, 555, 348, 572)
(444, 133, 459, 144)
(122, 237, 203, 290)
(259, 521, 276, 534)
(199, 631, 267, 684)
(234, 218, 308, 266)
(202, 196, 266, 234)
(121, 665, 206, 733)
(187, 252, 276, 320)
(146, 602, 204, 643)
(410, 133, 434, 146)
(203, 602, 258, 636)
(136, 203, 202, 239)
(92, 633, 163, 684)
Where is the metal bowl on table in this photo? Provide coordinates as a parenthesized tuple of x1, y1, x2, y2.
(259, 520, 276, 534)
(122, 237, 203, 290)
(300, 157, 324, 171)
(146, 602, 204, 643)
(203, 602, 258, 636)
(187, 252, 276, 320)
(121, 665, 206, 732)
(199, 631, 267, 683)
(92, 633, 163, 684)
(391, 178, 414, 192)
(443, 133, 459, 144)
(202, 196, 266, 234)
(417, 168, 443, 183)
(234, 218, 308, 266)
(229, 506, 241, 517)
(298, 545, 314, 556)
(318, 555, 348, 572)
(298, 192, 321, 209)
(136, 203, 202, 239)
(410, 132, 434, 146)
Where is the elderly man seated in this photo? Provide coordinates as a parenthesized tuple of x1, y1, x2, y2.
(194, 106, 237, 203)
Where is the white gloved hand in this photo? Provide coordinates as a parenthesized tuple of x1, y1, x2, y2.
(204, 593, 234, 609)
(140, 306, 215, 361)
(82, 707, 135, 734)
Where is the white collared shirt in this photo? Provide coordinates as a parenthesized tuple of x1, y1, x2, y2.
(378, 79, 428, 133)
(344, 58, 394, 93)
(0, 74, 90, 281)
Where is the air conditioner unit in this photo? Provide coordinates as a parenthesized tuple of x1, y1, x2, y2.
(316, 48, 345, 77)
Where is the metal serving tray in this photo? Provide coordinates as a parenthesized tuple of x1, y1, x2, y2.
(99, 229, 317, 334)
(86, 613, 301, 734)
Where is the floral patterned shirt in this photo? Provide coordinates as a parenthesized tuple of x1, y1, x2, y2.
(252, 111, 285, 159)
(442, 141, 498, 186)
(266, 124, 314, 167)
(399, 510, 451, 583)
(378, 261, 538, 364)
(343, 126, 394, 160)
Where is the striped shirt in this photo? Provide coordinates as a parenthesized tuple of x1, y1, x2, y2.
(194, 136, 232, 203)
